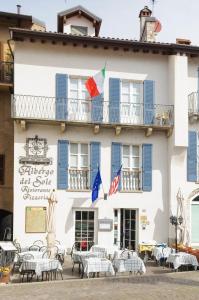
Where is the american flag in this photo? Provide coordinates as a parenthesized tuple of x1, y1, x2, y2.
(109, 165, 122, 196)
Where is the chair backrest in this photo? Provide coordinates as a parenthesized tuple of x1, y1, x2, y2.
(40, 246, 47, 252)
(70, 242, 80, 257)
(22, 253, 34, 261)
(42, 250, 51, 259)
(29, 245, 40, 251)
(55, 253, 64, 266)
(120, 250, 131, 259)
(33, 240, 44, 247)
(55, 240, 61, 245)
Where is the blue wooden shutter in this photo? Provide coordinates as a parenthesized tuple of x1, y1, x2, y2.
(144, 80, 155, 125)
(57, 140, 69, 189)
(90, 142, 101, 188)
(56, 74, 68, 120)
(142, 144, 152, 191)
(109, 78, 120, 123)
(111, 142, 121, 190)
(91, 94, 103, 123)
(187, 131, 197, 182)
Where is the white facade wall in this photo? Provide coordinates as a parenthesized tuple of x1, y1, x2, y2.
(63, 16, 95, 36)
(13, 40, 199, 248)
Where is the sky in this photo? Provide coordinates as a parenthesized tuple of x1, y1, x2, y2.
(1, 0, 199, 45)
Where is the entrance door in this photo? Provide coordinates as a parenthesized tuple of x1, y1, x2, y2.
(75, 210, 95, 251)
(120, 209, 136, 250)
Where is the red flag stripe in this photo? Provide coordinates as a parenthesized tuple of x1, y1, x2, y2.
(109, 175, 120, 196)
(85, 77, 100, 98)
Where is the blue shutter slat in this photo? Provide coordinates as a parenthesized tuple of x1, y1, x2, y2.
(56, 74, 68, 120)
(142, 144, 152, 191)
(109, 78, 120, 123)
(111, 142, 121, 190)
(144, 80, 155, 125)
(91, 94, 103, 123)
(90, 142, 101, 188)
(57, 140, 69, 189)
(187, 131, 197, 182)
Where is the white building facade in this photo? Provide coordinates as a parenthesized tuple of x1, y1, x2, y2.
(10, 6, 199, 250)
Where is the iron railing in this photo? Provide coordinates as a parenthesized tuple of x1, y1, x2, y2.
(69, 169, 89, 190)
(121, 170, 141, 191)
(0, 61, 13, 84)
(11, 94, 174, 127)
(188, 92, 199, 116)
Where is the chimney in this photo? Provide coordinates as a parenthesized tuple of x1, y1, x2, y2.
(176, 38, 191, 45)
(139, 6, 161, 42)
(16, 4, 21, 14)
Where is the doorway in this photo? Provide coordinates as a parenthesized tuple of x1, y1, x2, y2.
(120, 209, 137, 250)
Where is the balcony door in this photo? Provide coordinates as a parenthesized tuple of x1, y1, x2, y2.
(121, 81, 143, 125)
(69, 78, 91, 122)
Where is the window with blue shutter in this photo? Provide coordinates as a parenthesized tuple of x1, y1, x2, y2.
(111, 142, 121, 190)
(109, 78, 120, 123)
(144, 80, 155, 125)
(187, 131, 197, 182)
(91, 94, 103, 123)
(57, 140, 69, 189)
(142, 144, 152, 191)
(56, 74, 68, 121)
(90, 142, 101, 188)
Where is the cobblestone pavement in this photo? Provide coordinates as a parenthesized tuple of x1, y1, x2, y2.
(1, 271, 199, 300)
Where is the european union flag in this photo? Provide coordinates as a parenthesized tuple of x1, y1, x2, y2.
(92, 168, 102, 202)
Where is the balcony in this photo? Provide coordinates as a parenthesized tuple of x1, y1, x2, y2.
(0, 61, 13, 86)
(11, 95, 174, 135)
(121, 170, 141, 192)
(69, 169, 89, 190)
(188, 92, 199, 121)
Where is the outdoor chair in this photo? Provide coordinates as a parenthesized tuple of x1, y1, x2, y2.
(29, 244, 40, 251)
(55, 253, 65, 266)
(40, 246, 47, 252)
(19, 253, 35, 282)
(42, 250, 51, 259)
(71, 242, 82, 273)
(33, 240, 44, 247)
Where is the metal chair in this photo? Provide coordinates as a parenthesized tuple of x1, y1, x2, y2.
(33, 240, 44, 247)
(19, 253, 35, 282)
(42, 250, 51, 259)
(29, 244, 40, 251)
(40, 246, 47, 252)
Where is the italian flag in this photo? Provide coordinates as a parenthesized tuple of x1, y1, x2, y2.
(85, 67, 106, 98)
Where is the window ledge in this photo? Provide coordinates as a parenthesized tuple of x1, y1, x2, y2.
(67, 189, 91, 192)
(120, 190, 143, 193)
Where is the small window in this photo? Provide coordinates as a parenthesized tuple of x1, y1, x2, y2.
(0, 155, 5, 185)
(71, 25, 88, 36)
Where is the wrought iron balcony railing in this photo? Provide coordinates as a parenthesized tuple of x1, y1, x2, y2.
(188, 92, 199, 117)
(69, 169, 89, 190)
(0, 61, 13, 84)
(121, 170, 141, 191)
(11, 94, 174, 127)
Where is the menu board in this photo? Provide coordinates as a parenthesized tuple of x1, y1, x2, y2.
(25, 207, 46, 233)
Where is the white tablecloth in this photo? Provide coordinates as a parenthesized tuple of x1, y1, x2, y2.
(19, 258, 62, 277)
(166, 252, 199, 270)
(72, 251, 105, 263)
(152, 247, 173, 261)
(83, 258, 115, 277)
(113, 257, 146, 274)
(14, 251, 44, 263)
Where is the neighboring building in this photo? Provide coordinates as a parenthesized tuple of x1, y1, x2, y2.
(9, 5, 199, 250)
(0, 5, 45, 240)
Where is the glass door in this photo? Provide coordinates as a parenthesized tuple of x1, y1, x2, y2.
(75, 210, 95, 251)
(120, 209, 136, 250)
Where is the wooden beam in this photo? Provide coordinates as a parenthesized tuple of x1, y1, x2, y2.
(93, 125, 100, 134)
(60, 122, 66, 133)
(20, 120, 26, 131)
(145, 127, 153, 137)
(115, 126, 122, 136)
